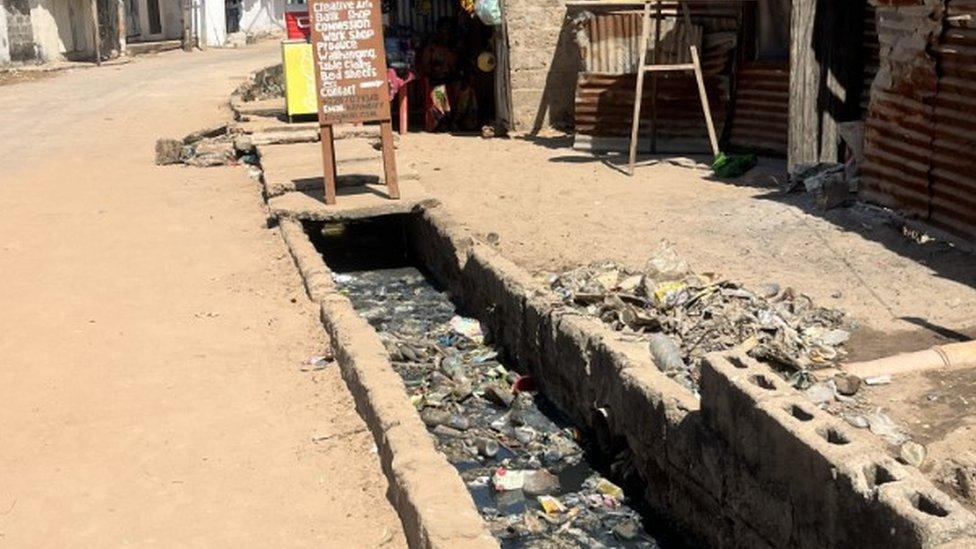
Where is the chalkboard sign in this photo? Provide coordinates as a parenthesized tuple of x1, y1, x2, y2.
(308, 0, 391, 125)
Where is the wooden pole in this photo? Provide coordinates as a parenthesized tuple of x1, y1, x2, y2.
(690, 46, 719, 156)
(320, 125, 338, 205)
(650, 0, 661, 153)
(91, 0, 102, 65)
(117, 0, 127, 55)
(380, 121, 400, 199)
(682, 2, 718, 156)
(627, 1, 652, 176)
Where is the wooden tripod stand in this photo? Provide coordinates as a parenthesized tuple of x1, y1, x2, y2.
(627, 0, 720, 175)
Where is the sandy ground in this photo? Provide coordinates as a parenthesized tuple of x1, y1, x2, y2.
(397, 131, 976, 508)
(0, 43, 406, 546)
(401, 133, 976, 349)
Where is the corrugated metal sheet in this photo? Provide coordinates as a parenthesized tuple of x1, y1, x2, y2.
(931, 0, 976, 241)
(572, 9, 737, 152)
(575, 72, 728, 151)
(393, 0, 457, 37)
(860, 1, 941, 221)
(860, 0, 976, 243)
(577, 12, 702, 73)
(728, 61, 788, 155)
(861, 3, 880, 117)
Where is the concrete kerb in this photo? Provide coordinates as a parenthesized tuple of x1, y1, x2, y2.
(275, 217, 496, 549)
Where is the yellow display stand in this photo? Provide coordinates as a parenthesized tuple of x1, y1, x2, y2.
(281, 40, 317, 118)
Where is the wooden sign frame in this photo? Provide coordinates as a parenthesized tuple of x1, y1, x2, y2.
(308, 0, 399, 205)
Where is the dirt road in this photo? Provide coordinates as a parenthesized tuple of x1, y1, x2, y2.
(0, 43, 406, 546)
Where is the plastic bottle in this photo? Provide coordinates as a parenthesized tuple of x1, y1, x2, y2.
(648, 333, 685, 373)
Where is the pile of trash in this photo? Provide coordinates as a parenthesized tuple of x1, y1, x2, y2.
(233, 63, 284, 101)
(548, 242, 850, 391)
(334, 267, 660, 547)
(782, 121, 864, 211)
(154, 124, 259, 168)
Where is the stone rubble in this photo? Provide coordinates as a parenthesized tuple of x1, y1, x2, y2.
(154, 124, 258, 168)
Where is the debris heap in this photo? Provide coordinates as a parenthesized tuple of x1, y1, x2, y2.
(548, 242, 850, 391)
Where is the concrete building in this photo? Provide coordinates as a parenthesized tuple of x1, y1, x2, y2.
(0, 4, 9, 63)
(126, 0, 183, 43)
(196, 0, 285, 48)
(1, 0, 122, 63)
(0, 0, 284, 65)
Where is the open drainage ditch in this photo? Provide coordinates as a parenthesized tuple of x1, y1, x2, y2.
(306, 215, 688, 548)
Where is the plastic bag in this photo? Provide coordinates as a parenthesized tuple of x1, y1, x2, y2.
(475, 0, 502, 25)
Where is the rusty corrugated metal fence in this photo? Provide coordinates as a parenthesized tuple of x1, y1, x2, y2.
(861, 0, 976, 243)
(728, 61, 789, 155)
(572, 7, 739, 152)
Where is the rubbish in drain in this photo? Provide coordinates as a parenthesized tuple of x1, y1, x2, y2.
(547, 241, 850, 392)
(333, 267, 664, 547)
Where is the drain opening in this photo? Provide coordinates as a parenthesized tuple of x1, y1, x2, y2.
(788, 404, 814, 422)
(306, 214, 689, 547)
(818, 427, 851, 446)
(749, 374, 777, 391)
(866, 464, 898, 489)
(911, 493, 949, 517)
(728, 355, 749, 369)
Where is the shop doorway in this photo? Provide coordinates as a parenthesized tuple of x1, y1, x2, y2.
(383, 0, 504, 133)
(226, 0, 242, 34)
(146, 0, 162, 35)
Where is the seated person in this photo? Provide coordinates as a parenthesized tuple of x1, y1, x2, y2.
(419, 18, 460, 131)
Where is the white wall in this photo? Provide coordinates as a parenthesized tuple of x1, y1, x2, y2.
(128, 0, 181, 42)
(239, 0, 283, 36)
(0, 6, 11, 64)
(162, 0, 182, 39)
(200, 0, 225, 46)
(195, 0, 282, 47)
(30, 0, 94, 60)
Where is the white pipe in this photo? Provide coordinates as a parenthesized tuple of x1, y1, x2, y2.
(838, 340, 976, 380)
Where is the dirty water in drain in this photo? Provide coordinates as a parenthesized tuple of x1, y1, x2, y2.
(309, 217, 687, 548)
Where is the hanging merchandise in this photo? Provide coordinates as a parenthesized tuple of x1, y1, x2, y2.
(477, 51, 496, 72)
(474, 0, 502, 25)
(460, 0, 476, 14)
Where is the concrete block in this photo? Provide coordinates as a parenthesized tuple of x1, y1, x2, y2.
(519, 294, 552, 376)
(723, 460, 794, 547)
(874, 479, 976, 549)
(832, 454, 923, 547)
(406, 207, 471, 299)
(510, 68, 552, 90)
(665, 468, 731, 547)
(666, 413, 726, 503)
(700, 351, 791, 465)
(386, 426, 498, 548)
(462, 244, 533, 359)
(754, 396, 880, 547)
(540, 313, 596, 424)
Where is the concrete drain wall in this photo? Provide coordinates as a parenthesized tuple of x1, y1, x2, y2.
(404, 207, 976, 549)
(277, 207, 976, 549)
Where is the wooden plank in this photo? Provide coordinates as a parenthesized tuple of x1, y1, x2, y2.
(628, 1, 653, 175)
(380, 121, 400, 199)
(788, 0, 866, 166)
(643, 63, 696, 71)
(691, 46, 720, 156)
(320, 125, 338, 205)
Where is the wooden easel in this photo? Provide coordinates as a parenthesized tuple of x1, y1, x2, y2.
(627, 0, 720, 175)
(318, 121, 400, 205)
